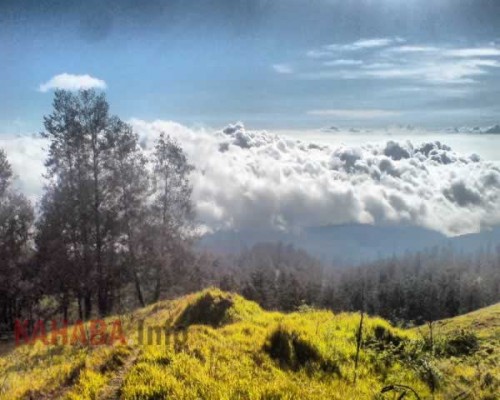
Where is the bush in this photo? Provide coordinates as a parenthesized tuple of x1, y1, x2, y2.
(175, 292, 234, 329)
(366, 324, 405, 350)
(264, 326, 340, 375)
(441, 329, 479, 357)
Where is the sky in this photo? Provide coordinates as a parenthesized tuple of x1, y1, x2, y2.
(2, 0, 500, 133)
(2, 0, 500, 236)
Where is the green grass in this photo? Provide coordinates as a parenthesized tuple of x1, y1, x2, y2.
(0, 289, 498, 399)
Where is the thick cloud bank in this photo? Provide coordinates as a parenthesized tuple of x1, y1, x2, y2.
(131, 120, 500, 236)
(3, 121, 500, 236)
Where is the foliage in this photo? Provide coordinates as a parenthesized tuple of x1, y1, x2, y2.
(1, 289, 497, 399)
(33, 89, 195, 321)
(439, 329, 479, 357)
(0, 149, 34, 331)
(176, 290, 242, 328)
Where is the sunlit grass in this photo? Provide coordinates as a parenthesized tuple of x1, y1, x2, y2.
(0, 289, 498, 399)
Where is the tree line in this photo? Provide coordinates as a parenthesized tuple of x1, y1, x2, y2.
(1, 90, 499, 332)
(0, 90, 196, 331)
(215, 242, 500, 325)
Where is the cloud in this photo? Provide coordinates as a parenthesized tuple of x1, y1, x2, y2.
(127, 120, 500, 236)
(323, 59, 363, 66)
(386, 45, 440, 53)
(39, 73, 107, 92)
(272, 64, 293, 74)
(307, 109, 400, 119)
(3, 122, 500, 237)
(306, 38, 403, 58)
(352, 38, 396, 48)
(300, 40, 500, 85)
(362, 58, 500, 84)
(0, 134, 47, 203)
(445, 47, 500, 57)
(326, 37, 403, 51)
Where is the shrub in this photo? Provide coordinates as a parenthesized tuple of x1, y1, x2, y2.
(441, 329, 479, 357)
(265, 327, 297, 367)
(264, 326, 340, 375)
(367, 324, 406, 350)
(175, 292, 234, 329)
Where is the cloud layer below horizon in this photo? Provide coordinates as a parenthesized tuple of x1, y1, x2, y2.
(132, 121, 500, 236)
(2, 121, 500, 236)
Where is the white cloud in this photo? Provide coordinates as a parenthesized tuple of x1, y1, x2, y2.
(3, 122, 500, 236)
(39, 73, 107, 92)
(445, 47, 500, 57)
(349, 38, 401, 49)
(0, 134, 47, 203)
(128, 120, 500, 236)
(307, 109, 400, 119)
(326, 37, 403, 51)
(297, 38, 500, 85)
(272, 64, 293, 74)
(300, 40, 500, 85)
(363, 58, 500, 84)
(386, 45, 440, 53)
(323, 59, 363, 66)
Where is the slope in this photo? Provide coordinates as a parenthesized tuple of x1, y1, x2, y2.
(0, 290, 497, 399)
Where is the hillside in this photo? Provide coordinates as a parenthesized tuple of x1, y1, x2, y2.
(412, 302, 500, 340)
(200, 224, 500, 266)
(0, 290, 498, 400)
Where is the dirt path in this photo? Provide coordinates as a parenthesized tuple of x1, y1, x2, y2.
(98, 348, 140, 400)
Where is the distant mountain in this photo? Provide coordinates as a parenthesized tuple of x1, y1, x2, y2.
(484, 124, 500, 134)
(199, 224, 500, 266)
(446, 124, 500, 134)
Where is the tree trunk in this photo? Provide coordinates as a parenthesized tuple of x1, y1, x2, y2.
(77, 296, 83, 320)
(84, 292, 92, 320)
(153, 264, 161, 303)
(91, 129, 106, 316)
(133, 267, 145, 307)
(354, 309, 364, 383)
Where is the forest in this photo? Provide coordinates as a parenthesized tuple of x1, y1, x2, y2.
(1, 90, 499, 334)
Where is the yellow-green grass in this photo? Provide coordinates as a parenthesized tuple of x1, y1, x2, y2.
(411, 303, 499, 400)
(0, 289, 498, 399)
(412, 302, 500, 340)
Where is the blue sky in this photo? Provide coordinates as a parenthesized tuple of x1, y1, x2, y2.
(2, 0, 500, 133)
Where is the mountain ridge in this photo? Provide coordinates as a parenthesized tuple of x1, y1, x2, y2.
(200, 224, 500, 265)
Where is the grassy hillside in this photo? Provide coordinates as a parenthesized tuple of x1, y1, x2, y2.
(412, 301, 499, 340)
(0, 289, 498, 399)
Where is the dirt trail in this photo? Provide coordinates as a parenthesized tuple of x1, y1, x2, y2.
(98, 349, 140, 400)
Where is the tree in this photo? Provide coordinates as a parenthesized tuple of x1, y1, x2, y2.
(38, 90, 144, 316)
(105, 119, 150, 307)
(146, 133, 194, 302)
(0, 149, 34, 329)
(37, 90, 197, 316)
